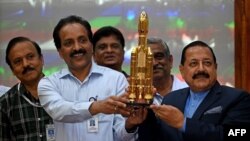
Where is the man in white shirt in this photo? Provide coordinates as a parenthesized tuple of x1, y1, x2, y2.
(147, 37, 188, 105)
(38, 15, 145, 141)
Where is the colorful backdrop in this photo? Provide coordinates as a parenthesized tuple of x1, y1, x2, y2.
(0, 0, 234, 86)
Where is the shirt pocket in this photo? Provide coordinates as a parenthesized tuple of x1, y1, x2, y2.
(202, 112, 222, 124)
(12, 120, 37, 136)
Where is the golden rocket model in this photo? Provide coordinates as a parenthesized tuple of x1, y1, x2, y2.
(128, 11, 154, 106)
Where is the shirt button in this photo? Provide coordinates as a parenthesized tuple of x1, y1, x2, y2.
(37, 118, 41, 121)
(39, 134, 43, 137)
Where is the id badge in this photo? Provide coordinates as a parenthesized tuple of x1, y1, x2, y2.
(87, 117, 98, 132)
(46, 124, 56, 141)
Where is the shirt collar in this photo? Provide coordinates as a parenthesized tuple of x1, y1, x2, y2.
(58, 61, 104, 79)
(189, 89, 210, 100)
(18, 83, 40, 104)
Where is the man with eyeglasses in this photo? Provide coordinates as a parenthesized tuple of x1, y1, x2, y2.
(0, 37, 53, 141)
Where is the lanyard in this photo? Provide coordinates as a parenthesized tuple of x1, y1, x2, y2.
(17, 83, 43, 108)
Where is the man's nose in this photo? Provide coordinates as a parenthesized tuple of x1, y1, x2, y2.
(106, 46, 113, 52)
(22, 59, 29, 67)
(198, 62, 205, 70)
(153, 58, 158, 65)
(74, 42, 82, 50)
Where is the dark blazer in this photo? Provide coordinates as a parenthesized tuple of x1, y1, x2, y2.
(138, 81, 250, 141)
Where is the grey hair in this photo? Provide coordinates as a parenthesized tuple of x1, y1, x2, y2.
(147, 37, 170, 56)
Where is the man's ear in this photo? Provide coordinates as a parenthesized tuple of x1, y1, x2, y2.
(179, 64, 184, 78)
(41, 55, 44, 65)
(58, 49, 64, 59)
(169, 55, 173, 68)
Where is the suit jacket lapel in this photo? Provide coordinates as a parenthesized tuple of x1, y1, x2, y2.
(192, 81, 222, 120)
(175, 88, 190, 112)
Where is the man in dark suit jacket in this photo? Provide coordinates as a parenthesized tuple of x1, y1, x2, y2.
(138, 40, 250, 141)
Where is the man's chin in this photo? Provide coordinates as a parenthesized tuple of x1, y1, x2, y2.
(71, 60, 91, 70)
(103, 61, 117, 66)
(103, 59, 116, 63)
(20, 75, 40, 83)
(193, 81, 211, 90)
(153, 75, 164, 80)
(153, 71, 163, 76)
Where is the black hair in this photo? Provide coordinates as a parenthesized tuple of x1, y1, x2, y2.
(147, 37, 171, 56)
(5, 36, 42, 69)
(93, 26, 125, 51)
(53, 15, 93, 49)
(180, 40, 217, 65)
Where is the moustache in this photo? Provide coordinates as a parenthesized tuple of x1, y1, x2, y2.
(70, 49, 87, 58)
(22, 66, 35, 74)
(192, 71, 210, 79)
